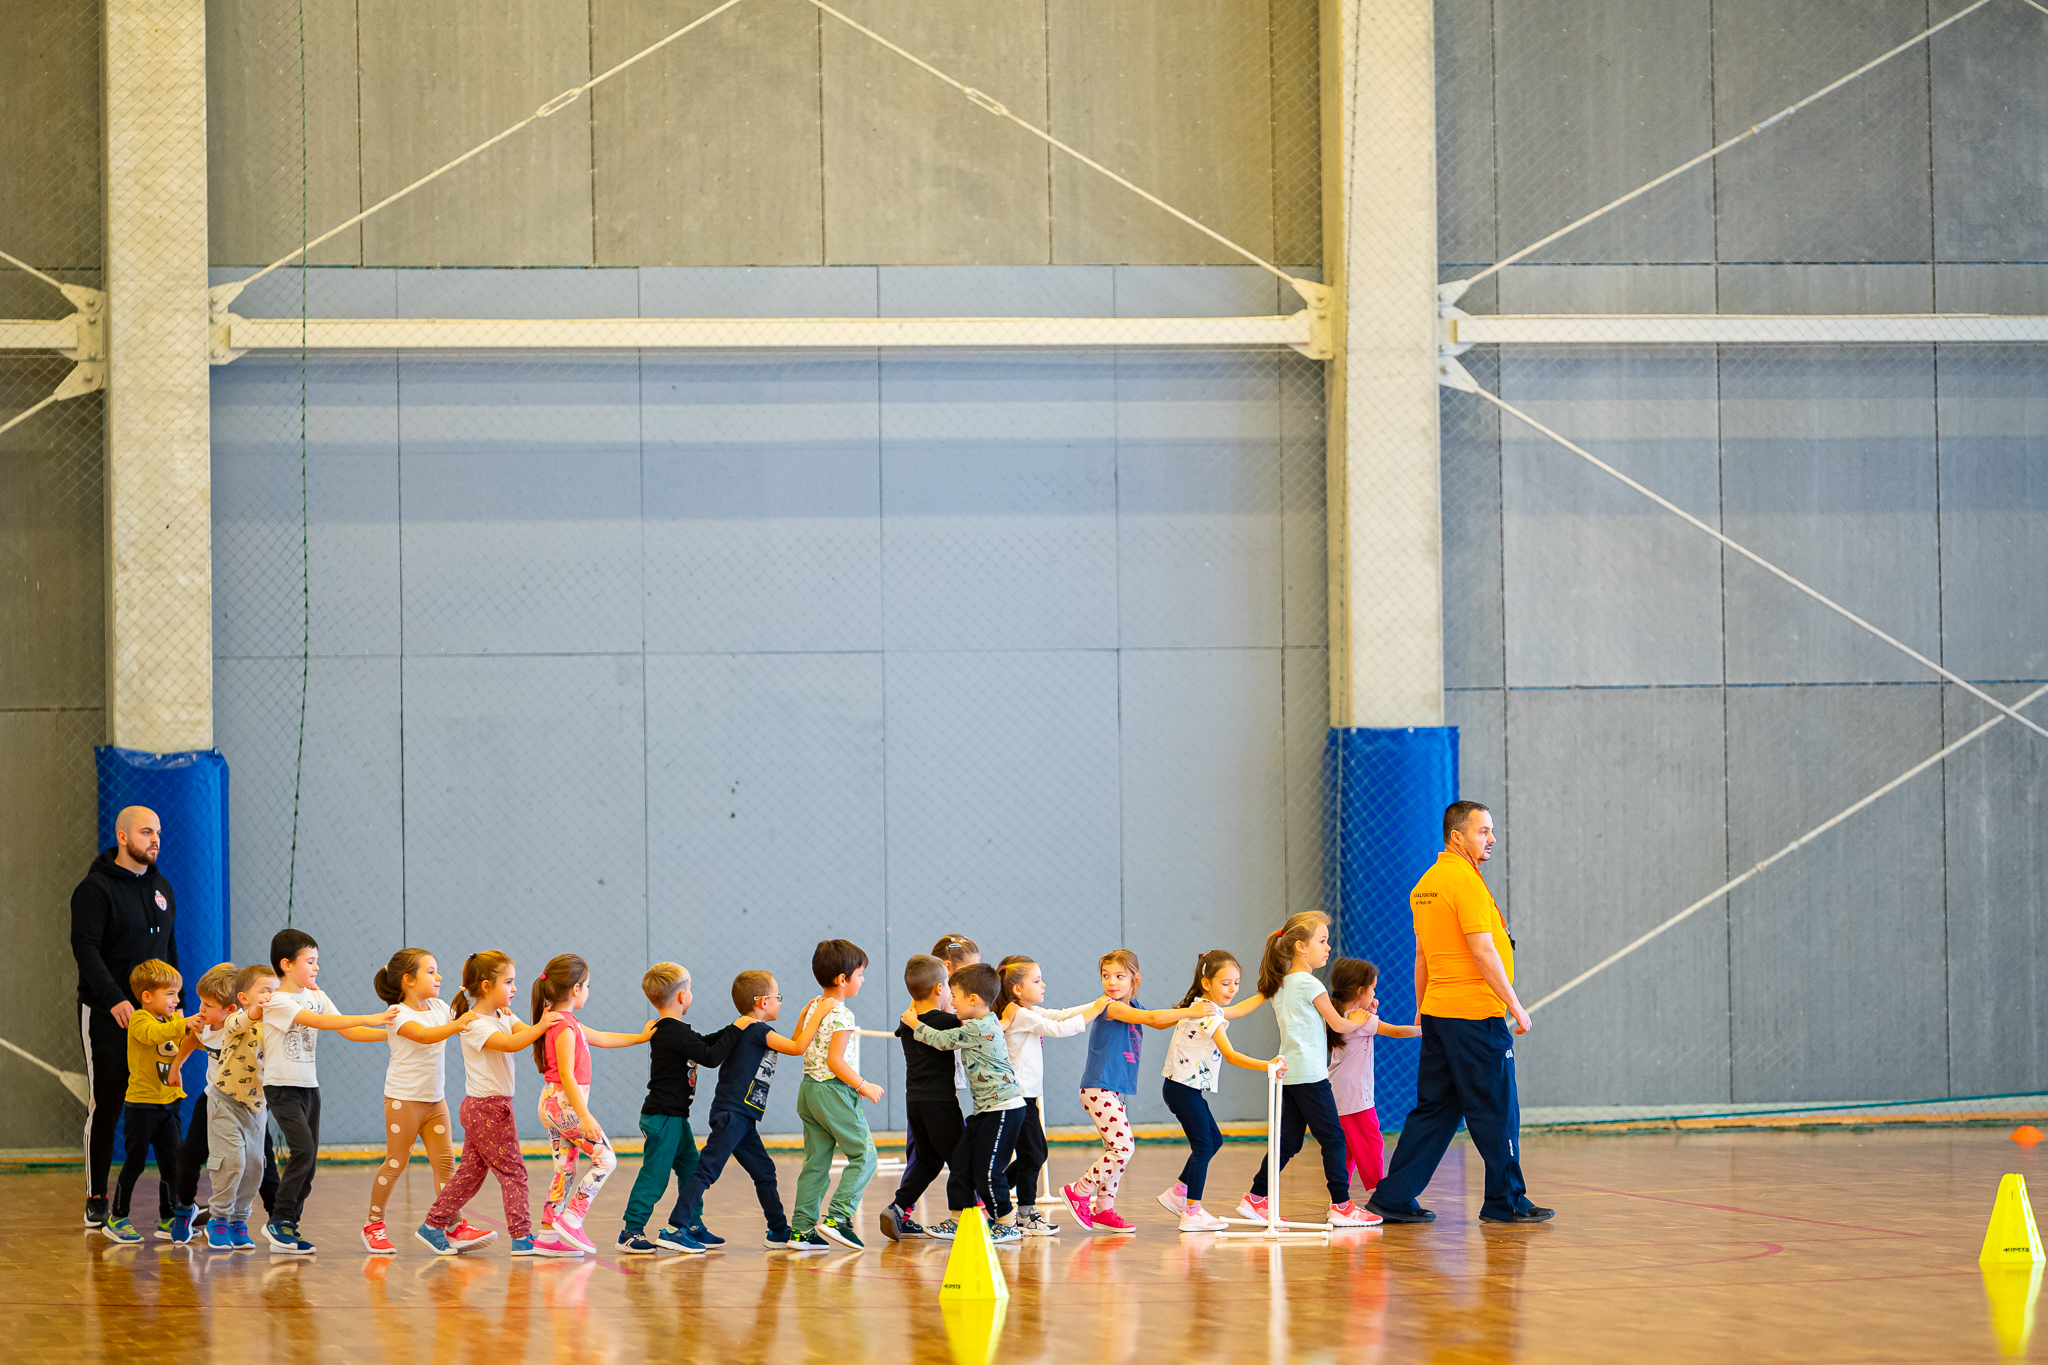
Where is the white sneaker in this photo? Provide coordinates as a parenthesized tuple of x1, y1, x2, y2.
(1177, 1203, 1228, 1232)
(1156, 1182, 1188, 1217)
(1326, 1200, 1384, 1227)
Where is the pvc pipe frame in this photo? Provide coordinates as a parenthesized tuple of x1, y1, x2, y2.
(1216, 1064, 1332, 1242)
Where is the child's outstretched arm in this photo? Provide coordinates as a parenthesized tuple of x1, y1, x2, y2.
(1221, 991, 1267, 1021)
(825, 1028, 883, 1102)
(1213, 1021, 1284, 1075)
(396, 1011, 477, 1045)
(899, 1005, 973, 1052)
(1104, 998, 1218, 1030)
(481, 1011, 563, 1052)
(1351, 1007, 1420, 1039)
(297, 1003, 401, 1043)
(586, 1020, 656, 1048)
(1311, 991, 1368, 1035)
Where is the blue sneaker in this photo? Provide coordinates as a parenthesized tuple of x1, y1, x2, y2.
(509, 1235, 538, 1257)
(617, 1228, 659, 1255)
(103, 1217, 143, 1244)
(655, 1226, 706, 1255)
(170, 1206, 197, 1244)
(683, 1220, 724, 1246)
(206, 1218, 234, 1251)
(230, 1221, 258, 1250)
(416, 1223, 457, 1256)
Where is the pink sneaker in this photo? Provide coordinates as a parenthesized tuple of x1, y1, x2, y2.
(1059, 1183, 1097, 1230)
(1235, 1193, 1270, 1224)
(1091, 1207, 1136, 1234)
(552, 1211, 597, 1254)
(1326, 1200, 1383, 1228)
(1156, 1182, 1187, 1217)
(530, 1234, 582, 1258)
(1179, 1202, 1229, 1232)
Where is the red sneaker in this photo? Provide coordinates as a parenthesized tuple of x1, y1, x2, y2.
(1091, 1207, 1136, 1234)
(448, 1218, 497, 1248)
(361, 1220, 397, 1255)
(1235, 1193, 1270, 1224)
(1059, 1183, 1097, 1230)
(1326, 1200, 1383, 1227)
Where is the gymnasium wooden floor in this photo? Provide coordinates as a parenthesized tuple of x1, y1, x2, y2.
(7, 1126, 2037, 1363)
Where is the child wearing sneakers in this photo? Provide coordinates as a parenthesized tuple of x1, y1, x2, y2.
(417, 951, 561, 1256)
(170, 965, 253, 1242)
(994, 955, 1105, 1235)
(1156, 950, 1283, 1232)
(1326, 957, 1420, 1198)
(362, 949, 479, 1255)
(671, 969, 829, 1251)
(103, 959, 199, 1243)
(1236, 913, 1381, 1229)
(790, 940, 885, 1251)
(617, 962, 738, 1256)
(880, 954, 966, 1242)
(205, 964, 277, 1251)
(896, 962, 1029, 1246)
(261, 929, 401, 1254)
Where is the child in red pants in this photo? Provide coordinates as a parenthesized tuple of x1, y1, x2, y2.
(1327, 959, 1420, 1194)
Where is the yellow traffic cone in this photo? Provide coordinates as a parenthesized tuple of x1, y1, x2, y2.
(938, 1205, 1010, 1302)
(1983, 1263, 2044, 1356)
(940, 1298, 1010, 1365)
(1982, 1174, 2046, 1266)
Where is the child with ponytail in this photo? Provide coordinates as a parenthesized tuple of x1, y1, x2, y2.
(362, 949, 477, 1255)
(528, 953, 655, 1257)
(1156, 950, 1282, 1231)
(1326, 958, 1420, 1197)
(1060, 949, 1216, 1234)
(415, 951, 562, 1255)
(993, 956, 1104, 1234)
(1235, 913, 1381, 1228)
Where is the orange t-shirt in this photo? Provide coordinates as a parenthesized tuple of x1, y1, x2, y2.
(1411, 852, 1513, 1019)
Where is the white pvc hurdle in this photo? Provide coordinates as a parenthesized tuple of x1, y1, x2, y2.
(1216, 1062, 1330, 1244)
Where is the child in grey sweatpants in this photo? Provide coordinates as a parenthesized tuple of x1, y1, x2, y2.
(206, 965, 276, 1246)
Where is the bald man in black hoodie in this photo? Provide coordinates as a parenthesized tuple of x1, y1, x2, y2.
(71, 806, 179, 1228)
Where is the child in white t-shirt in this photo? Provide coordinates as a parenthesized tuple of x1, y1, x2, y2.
(361, 948, 479, 1255)
(261, 929, 399, 1254)
(1327, 957, 1419, 1196)
(1156, 950, 1279, 1231)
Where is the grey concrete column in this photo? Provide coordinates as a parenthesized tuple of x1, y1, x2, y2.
(1322, 0, 1443, 728)
(102, 0, 214, 751)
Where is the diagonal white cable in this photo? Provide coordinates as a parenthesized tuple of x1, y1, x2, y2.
(1454, 0, 1998, 291)
(2025, 0, 2048, 17)
(1470, 384, 2048, 746)
(0, 1034, 90, 1105)
(229, 0, 752, 294)
(0, 383, 75, 440)
(0, 247, 71, 297)
(801, 0, 1305, 292)
(1530, 680, 2048, 1012)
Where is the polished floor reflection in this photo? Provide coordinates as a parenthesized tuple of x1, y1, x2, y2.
(10, 1127, 2040, 1363)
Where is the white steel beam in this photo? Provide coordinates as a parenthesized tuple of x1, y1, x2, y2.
(1451, 314, 2048, 346)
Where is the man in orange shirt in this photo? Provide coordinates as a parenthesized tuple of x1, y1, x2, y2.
(1366, 801, 1553, 1226)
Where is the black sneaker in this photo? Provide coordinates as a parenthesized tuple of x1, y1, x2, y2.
(84, 1196, 109, 1228)
(1364, 1199, 1436, 1224)
(788, 1228, 833, 1253)
(879, 1203, 926, 1242)
(1480, 1204, 1556, 1224)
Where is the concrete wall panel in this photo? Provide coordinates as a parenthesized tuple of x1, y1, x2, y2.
(1932, 2, 2048, 262)
(1936, 347, 2048, 682)
(593, 0, 825, 267)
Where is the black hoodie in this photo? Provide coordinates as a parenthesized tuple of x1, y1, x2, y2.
(71, 847, 179, 1011)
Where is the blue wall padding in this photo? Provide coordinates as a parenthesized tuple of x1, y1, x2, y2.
(1325, 725, 1458, 1131)
(96, 746, 231, 1108)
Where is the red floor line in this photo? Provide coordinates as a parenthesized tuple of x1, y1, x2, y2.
(1547, 1180, 1931, 1237)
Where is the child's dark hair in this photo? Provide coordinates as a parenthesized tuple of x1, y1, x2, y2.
(1257, 911, 1329, 997)
(931, 934, 979, 967)
(451, 950, 513, 1016)
(992, 955, 1036, 1020)
(1327, 957, 1379, 1053)
(270, 927, 318, 977)
(530, 953, 588, 1075)
(812, 939, 869, 989)
(1177, 949, 1240, 1009)
(373, 948, 431, 1005)
(951, 962, 1000, 1006)
(732, 969, 776, 1015)
(904, 954, 948, 1001)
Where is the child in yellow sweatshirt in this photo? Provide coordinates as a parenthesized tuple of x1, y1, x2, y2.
(104, 958, 200, 1243)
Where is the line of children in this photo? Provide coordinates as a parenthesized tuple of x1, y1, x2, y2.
(99, 921, 1413, 1254)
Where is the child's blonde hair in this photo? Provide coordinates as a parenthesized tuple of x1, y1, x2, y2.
(231, 963, 277, 1005)
(451, 950, 513, 1015)
(642, 961, 689, 1009)
(1257, 911, 1330, 997)
(129, 959, 180, 996)
(194, 962, 238, 1007)
(932, 934, 980, 968)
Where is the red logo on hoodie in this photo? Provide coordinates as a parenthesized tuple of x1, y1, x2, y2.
(154, 891, 167, 911)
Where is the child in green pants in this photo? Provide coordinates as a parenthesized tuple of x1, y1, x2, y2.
(790, 939, 885, 1251)
(618, 963, 737, 1254)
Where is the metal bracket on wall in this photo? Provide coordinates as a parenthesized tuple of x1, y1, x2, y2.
(1288, 278, 1336, 359)
(1435, 280, 1477, 392)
